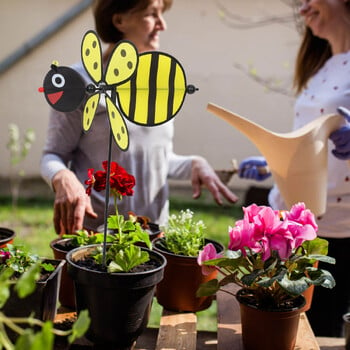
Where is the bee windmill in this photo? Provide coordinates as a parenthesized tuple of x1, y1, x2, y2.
(39, 30, 197, 265)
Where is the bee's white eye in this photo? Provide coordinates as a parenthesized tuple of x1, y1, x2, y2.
(52, 73, 65, 88)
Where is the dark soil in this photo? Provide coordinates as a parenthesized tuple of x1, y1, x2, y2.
(237, 289, 305, 311)
(54, 240, 76, 252)
(0, 228, 14, 240)
(11, 259, 60, 282)
(75, 256, 162, 273)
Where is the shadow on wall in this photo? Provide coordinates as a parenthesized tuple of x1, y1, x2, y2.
(0, 177, 54, 200)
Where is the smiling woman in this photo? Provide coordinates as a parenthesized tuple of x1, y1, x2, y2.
(239, 0, 350, 338)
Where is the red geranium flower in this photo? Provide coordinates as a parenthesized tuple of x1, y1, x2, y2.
(85, 161, 135, 198)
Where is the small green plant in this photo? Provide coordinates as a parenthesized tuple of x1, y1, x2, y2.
(6, 124, 35, 210)
(0, 244, 54, 277)
(160, 209, 206, 256)
(0, 244, 90, 349)
(0, 267, 90, 350)
(63, 229, 115, 248)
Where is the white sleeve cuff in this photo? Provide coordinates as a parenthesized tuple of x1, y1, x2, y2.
(40, 154, 67, 191)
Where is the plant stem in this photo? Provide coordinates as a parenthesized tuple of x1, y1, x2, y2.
(102, 130, 113, 268)
(114, 195, 121, 242)
(0, 321, 14, 350)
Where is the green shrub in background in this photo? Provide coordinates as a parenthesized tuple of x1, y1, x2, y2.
(6, 124, 35, 210)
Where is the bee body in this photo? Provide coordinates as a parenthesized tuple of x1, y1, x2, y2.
(117, 52, 187, 127)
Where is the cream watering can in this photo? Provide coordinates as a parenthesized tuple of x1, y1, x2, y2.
(207, 103, 343, 216)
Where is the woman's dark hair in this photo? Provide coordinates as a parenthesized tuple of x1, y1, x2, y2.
(93, 0, 172, 44)
(293, 27, 331, 94)
(293, 3, 350, 94)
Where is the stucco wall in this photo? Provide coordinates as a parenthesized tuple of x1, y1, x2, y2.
(0, 0, 299, 191)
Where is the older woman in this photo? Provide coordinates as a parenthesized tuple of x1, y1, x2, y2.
(41, 0, 238, 235)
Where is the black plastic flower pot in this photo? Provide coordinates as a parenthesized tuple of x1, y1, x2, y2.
(50, 237, 77, 309)
(3, 258, 65, 341)
(66, 244, 166, 349)
(0, 227, 16, 248)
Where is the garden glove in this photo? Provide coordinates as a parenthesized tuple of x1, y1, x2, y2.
(329, 106, 350, 160)
(238, 156, 271, 181)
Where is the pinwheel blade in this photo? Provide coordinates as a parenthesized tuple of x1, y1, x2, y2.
(105, 96, 129, 151)
(83, 93, 100, 131)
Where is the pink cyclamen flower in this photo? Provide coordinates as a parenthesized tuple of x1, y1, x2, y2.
(286, 202, 317, 248)
(198, 243, 222, 275)
(286, 202, 318, 230)
(228, 219, 262, 254)
(0, 251, 10, 264)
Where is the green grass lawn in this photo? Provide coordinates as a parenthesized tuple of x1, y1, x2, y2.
(0, 194, 243, 331)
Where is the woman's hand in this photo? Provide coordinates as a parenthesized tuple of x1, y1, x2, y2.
(329, 107, 350, 160)
(238, 156, 271, 181)
(52, 169, 97, 234)
(191, 157, 238, 205)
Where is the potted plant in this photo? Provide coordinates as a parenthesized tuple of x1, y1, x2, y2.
(0, 244, 66, 342)
(197, 202, 336, 350)
(0, 227, 16, 248)
(0, 260, 90, 349)
(66, 161, 166, 349)
(152, 209, 224, 312)
(127, 211, 163, 242)
(50, 229, 115, 309)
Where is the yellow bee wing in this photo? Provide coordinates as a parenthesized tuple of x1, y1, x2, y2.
(117, 52, 187, 126)
(83, 93, 100, 131)
(105, 40, 138, 86)
(81, 31, 103, 84)
(105, 95, 129, 151)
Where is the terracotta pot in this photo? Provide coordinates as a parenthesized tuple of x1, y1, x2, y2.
(0, 227, 16, 248)
(50, 238, 76, 309)
(236, 288, 305, 350)
(301, 261, 319, 312)
(66, 244, 166, 349)
(153, 237, 224, 312)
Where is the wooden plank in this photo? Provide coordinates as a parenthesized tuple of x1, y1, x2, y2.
(217, 284, 243, 350)
(295, 313, 320, 350)
(317, 337, 345, 350)
(155, 309, 197, 350)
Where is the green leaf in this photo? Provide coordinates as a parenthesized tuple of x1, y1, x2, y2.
(309, 254, 336, 265)
(15, 263, 41, 298)
(278, 274, 309, 295)
(15, 329, 35, 350)
(0, 268, 14, 307)
(107, 245, 149, 272)
(68, 310, 91, 343)
(196, 279, 220, 297)
(302, 237, 329, 256)
(28, 321, 54, 350)
(307, 269, 336, 289)
(241, 269, 264, 286)
(40, 263, 55, 272)
(107, 261, 124, 273)
(107, 215, 124, 230)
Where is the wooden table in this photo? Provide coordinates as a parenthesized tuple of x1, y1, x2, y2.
(54, 284, 345, 349)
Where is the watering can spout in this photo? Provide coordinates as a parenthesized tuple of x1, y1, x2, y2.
(207, 103, 343, 216)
